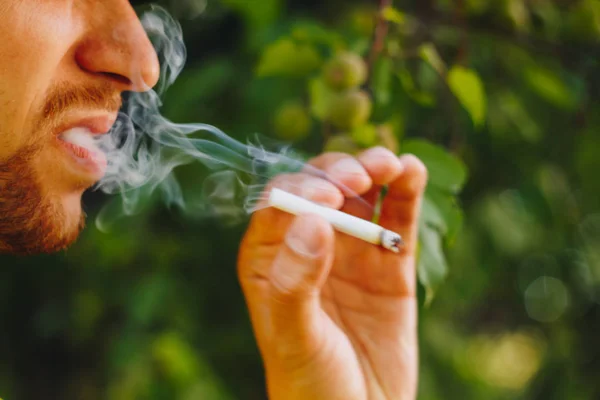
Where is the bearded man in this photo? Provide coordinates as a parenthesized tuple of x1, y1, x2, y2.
(0, 1, 427, 399)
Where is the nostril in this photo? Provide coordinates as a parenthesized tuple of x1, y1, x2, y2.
(73, 3, 161, 93)
(102, 72, 133, 87)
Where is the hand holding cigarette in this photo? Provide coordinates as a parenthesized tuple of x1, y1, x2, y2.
(238, 147, 428, 400)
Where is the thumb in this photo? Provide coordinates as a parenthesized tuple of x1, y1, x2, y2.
(268, 214, 335, 356)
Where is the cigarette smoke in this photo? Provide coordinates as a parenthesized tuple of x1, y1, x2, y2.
(93, 5, 368, 231)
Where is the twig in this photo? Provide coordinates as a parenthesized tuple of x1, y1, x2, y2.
(365, 0, 394, 218)
(367, 0, 393, 82)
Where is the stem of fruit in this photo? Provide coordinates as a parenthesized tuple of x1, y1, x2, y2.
(367, 0, 393, 223)
(367, 0, 393, 80)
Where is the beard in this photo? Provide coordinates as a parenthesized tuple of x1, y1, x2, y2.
(0, 82, 120, 255)
(0, 146, 85, 255)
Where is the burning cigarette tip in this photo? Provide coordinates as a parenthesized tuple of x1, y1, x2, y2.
(380, 230, 404, 253)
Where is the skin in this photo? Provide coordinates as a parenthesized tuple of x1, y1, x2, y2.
(0, 0, 159, 254)
(239, 149, 426, 400)
(0, 1, 426, 398)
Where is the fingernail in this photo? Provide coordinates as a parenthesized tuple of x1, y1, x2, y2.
(331, 158, 364, 176)
(285, 215, 323, 258)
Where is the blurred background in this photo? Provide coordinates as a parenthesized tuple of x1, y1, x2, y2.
(2, 0, 600, 398)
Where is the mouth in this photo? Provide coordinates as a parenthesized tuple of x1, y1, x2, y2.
(56, 116, 115, 180)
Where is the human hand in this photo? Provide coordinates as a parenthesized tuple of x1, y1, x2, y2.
(238, 147, 428, 400)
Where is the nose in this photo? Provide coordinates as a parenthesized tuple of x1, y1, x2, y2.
(75, 1, 160, 92)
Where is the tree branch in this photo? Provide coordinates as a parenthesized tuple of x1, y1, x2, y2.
(367, 0, 393, 80)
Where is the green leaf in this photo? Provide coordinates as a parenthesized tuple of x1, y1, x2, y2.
(382, 6, 407, 25)
(398, 67, 436, 107)
(152, 332, 200, 386)
(421, 194, 447, 232)
(493, 90, 543, 143)
(309, 77, 337, 120)
(523, 65, 577, 110)
(401, 139, 468, 193)
(425, 186, 464, 243)
(256, 38, 322, 78)
(419, 43, 446, 76)
(447, 65, 487, 128)
(418, 223, 449, 305)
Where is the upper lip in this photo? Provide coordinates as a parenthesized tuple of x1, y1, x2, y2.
(57, 114, 118, 137)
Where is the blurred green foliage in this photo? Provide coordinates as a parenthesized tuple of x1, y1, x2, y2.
(2, 0, 600, 399)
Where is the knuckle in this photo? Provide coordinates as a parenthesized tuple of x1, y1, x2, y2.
(270, 269, 313, 302)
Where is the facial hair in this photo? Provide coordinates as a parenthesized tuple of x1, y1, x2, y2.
(0, 146, 85, 255)
(0, 83, 120, 255)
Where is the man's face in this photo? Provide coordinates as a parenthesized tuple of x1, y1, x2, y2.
(0, 1, 159, 254)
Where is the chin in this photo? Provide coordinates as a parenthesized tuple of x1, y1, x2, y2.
(0, 146, 89, 255)
(35, 209, 86, 255)
(48, 191, 87, 250)
(1, 192, 86, 256)
(62, 191, 86, 228)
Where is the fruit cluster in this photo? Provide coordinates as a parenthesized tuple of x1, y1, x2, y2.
(273, 51, 398, 155)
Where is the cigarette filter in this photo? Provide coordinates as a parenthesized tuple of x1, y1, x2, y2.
(268, 188, 404, 253)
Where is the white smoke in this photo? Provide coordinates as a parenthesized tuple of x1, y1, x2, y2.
(92, 5, 369, 232)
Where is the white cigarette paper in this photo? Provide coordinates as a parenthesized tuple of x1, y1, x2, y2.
(268, 188, 404, 253)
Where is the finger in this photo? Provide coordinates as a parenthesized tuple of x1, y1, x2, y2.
(253, 173, 344, 210)
(268, 214, 335, 357)
(356, 146, 405, 186)
(380, 154, 428, 253)
(306, 148, 404, 219)
(339, 147, 404, 220)
(340, 185, 382, 221)
(245, 173, 343, 249)
(239, 178, 339, 354)
(305, 152, 372, 197)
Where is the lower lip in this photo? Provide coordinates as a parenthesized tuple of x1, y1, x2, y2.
(58, 139, 108, 178)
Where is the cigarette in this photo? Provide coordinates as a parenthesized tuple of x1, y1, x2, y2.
(268, 188, 404, 253)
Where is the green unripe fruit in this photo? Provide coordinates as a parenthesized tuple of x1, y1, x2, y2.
(323, 52, 368, 91)
(376, 124, 399, 154)
(324, 134, 361, 155)
(351, 124, 378, 148)
(273, 102, 312, 141)
(349, 123, 399, 152)
(327, 90, 373, 130)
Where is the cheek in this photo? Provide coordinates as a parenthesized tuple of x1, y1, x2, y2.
(0, 2, 76, 161)
(33, 148, 85, 231)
